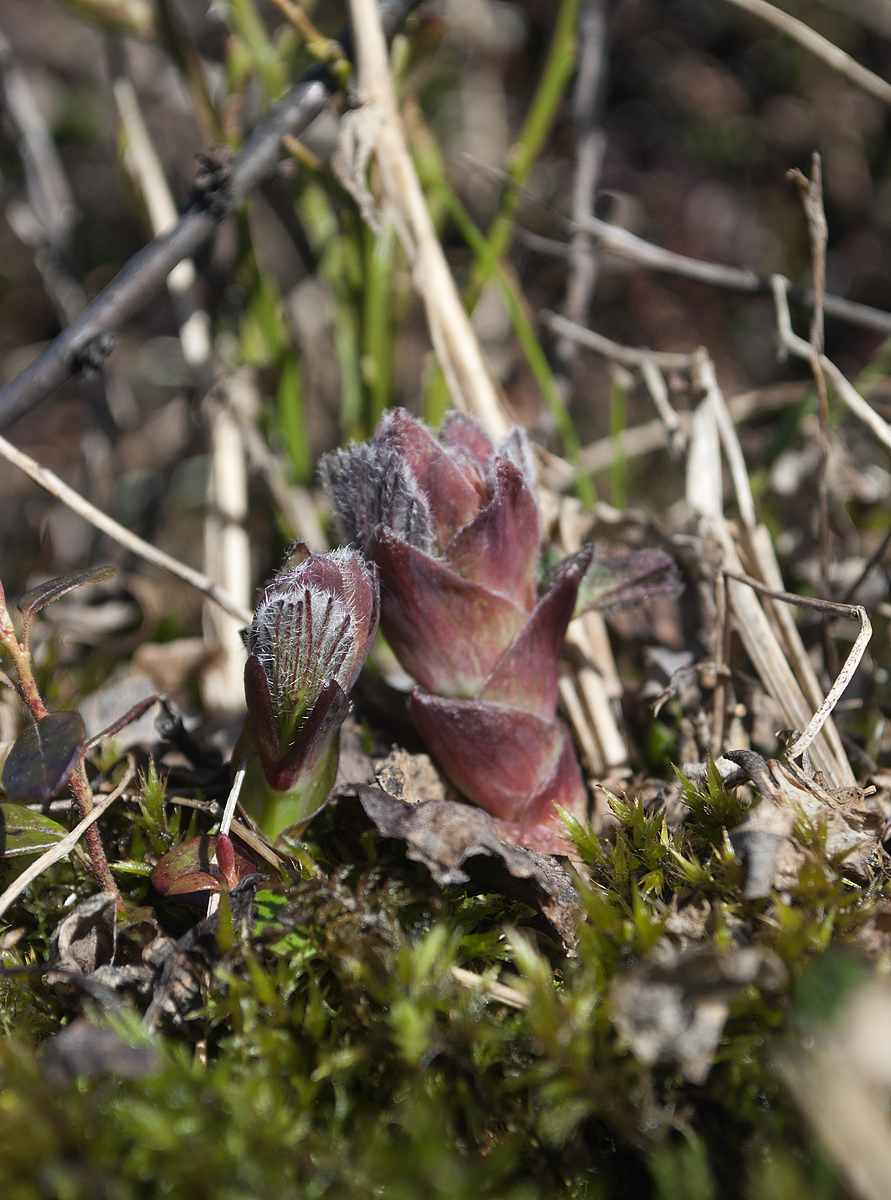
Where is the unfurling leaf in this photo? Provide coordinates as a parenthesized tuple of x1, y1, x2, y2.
(1, 712, 86, 803)
(17, 566, 116, 618)
(151, 835, 256, 908)
(0, 803, 68, 857)
(239, 544, 379, 840)
(573, 547, 682, 616)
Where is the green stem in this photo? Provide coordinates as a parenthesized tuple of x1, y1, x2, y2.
(609, 371, 628, 511)
(464, 0, 581, 313)
(430, 179, 595, 505)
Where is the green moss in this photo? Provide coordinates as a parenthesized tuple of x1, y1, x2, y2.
(0, 762, 881, 1196)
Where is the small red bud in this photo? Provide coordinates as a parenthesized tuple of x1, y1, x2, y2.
(215, 833, 238, 891)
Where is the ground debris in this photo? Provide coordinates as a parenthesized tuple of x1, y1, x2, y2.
(611, 945, 787, 1083)
(41, 1017, 160, 1086)
(332, 783, 580, 951)
(44, 878, 260, 1028)
(724, 749, 884, 898)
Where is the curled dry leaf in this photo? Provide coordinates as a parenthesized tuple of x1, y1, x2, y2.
(332, 783, 580, 952)
(41, 1018, 160, 1086)
(611, 945, 787, 1083)
(725, 749, 884, 898)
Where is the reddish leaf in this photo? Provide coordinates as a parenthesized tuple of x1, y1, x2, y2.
(477, 566, 580, 718)
(17, 566, 116, 618)
(371, 528, 526, 699)
(439, 411, 494, 473)
(375, 409, 485, 547)
(410, 691, 584, 826)
(444, 459, 540, 610)
(1, 711, 86, 803)
(151, 834, 256, 908)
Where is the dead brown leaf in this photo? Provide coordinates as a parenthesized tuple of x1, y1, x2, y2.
(611, 945, 786, 1082)
(332, 783, 580, 952)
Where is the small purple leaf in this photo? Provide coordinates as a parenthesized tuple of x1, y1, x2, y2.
(272, 680, 348, 792)
(0, 803, 68, 858)
(1, 712, 86, 803)
(17, 566, 116, 618)
(244, 655, 280, 778)
(575, 547, 682, 616)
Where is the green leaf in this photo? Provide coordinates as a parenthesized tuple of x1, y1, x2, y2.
(1, 712, 86, 803)
(17, 566, 115, 618)
(0, 803, 68, 858)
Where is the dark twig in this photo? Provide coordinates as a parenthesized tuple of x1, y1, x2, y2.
(0, 0, 423, 430)
(722, 570, 862, 622)
(840, 524, 891, 605)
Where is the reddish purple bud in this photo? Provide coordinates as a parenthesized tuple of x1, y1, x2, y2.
(321, 410, 676, 853)
(241, 545, 379, 841)
(151, 834, 255, 908)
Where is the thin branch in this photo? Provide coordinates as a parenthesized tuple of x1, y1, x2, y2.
(519, 220, 891, 337)
(0, 431, 253, 624)
(840, 525, 891, 605)
(722, 570, 864, 622)
(0, 762, 135, 922)
(721, 0, 891, 107)
(554, 0, 614, 384)
(545, 311, 692, 369)
(541, 382, 806, 489)
(0, 0, 423, 430)
(0, 26, 78, 253)
(771, 275, 891, 455)
(546, 310, 689, 455)
(790, 153, 834, 672)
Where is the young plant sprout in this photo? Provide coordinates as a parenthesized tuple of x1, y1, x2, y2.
(322, 410, 679, 852)
(0, 567, 123, 906)
(237, 541, 379, 841)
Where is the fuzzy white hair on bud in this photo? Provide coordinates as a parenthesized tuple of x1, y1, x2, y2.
(248, 584, 352, 718)
(319, 443, 433, 554)
(494, 427, 538, 496)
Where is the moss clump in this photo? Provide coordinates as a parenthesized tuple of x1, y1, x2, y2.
(0, 765, 881, 1198)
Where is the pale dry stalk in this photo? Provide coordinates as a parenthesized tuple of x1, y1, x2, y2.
(345, 0, 511, 440)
